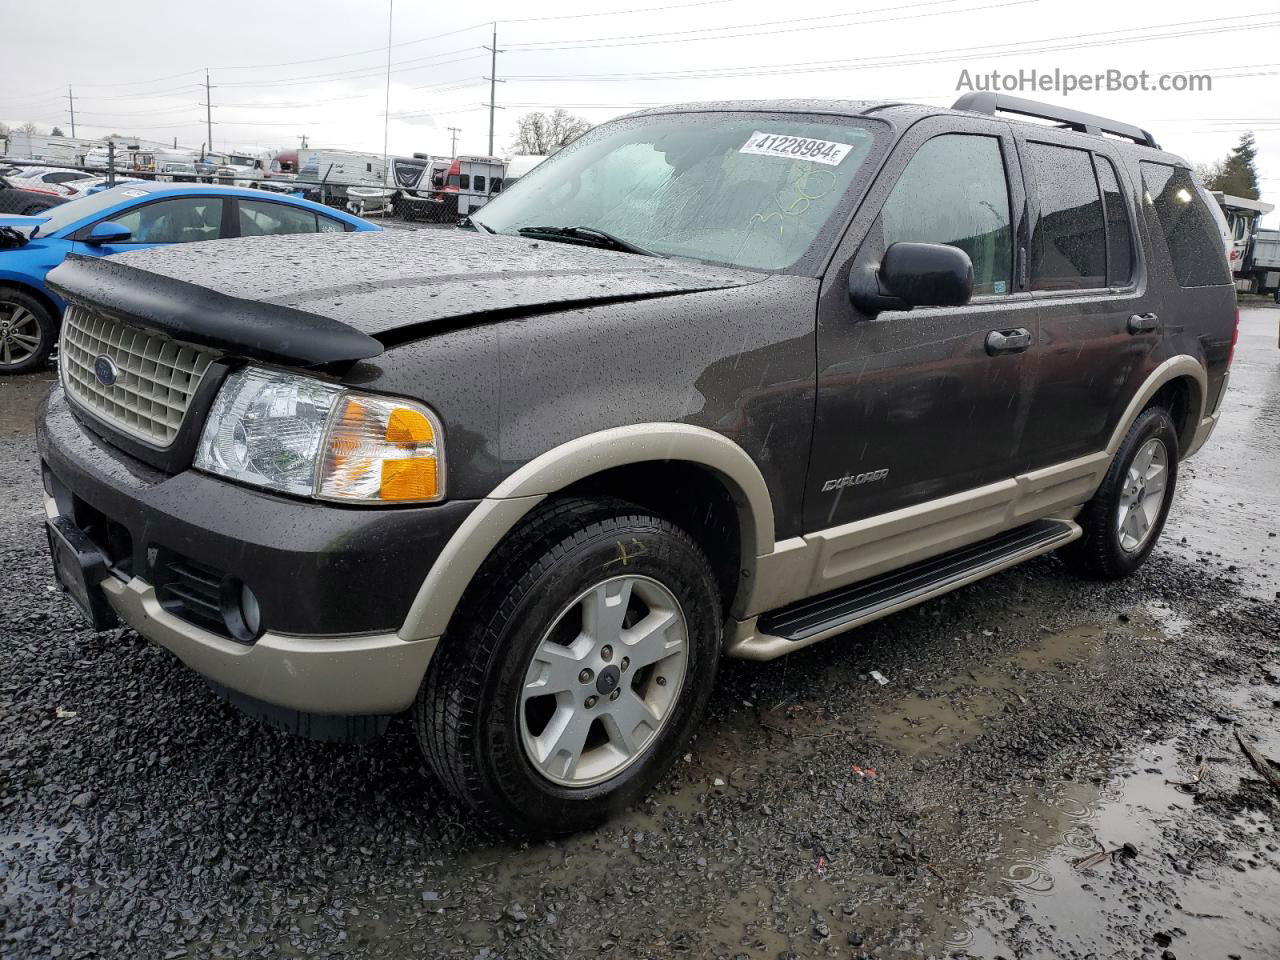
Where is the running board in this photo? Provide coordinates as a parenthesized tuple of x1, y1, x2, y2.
(727, 519, 1080, 661)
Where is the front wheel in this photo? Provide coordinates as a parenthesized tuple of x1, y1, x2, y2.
(414, 498, 722, 835)
(0, 288, 56, 374)
(1059, 405, 1179, 579)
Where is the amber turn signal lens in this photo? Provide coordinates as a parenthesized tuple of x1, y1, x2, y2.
(317, 394, 443, 503)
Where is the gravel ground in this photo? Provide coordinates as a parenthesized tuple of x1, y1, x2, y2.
(1, 310, 1278, 960)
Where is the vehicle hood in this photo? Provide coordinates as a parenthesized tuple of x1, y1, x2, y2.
(44, 229, 765, 367)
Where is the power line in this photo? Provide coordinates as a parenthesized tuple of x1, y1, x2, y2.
(504, 0, 974, 50)
(505, 14, 1280, 81)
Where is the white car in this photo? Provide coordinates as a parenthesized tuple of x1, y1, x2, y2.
(9, 166, 105, 200)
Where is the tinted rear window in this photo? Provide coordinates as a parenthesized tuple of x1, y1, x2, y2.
(1095, 155, 1134, 285)
(1028, 142, 1106, 290)
(1140, 162, 1232, 287)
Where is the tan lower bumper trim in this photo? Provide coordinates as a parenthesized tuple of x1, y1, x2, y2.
(101, 577, 437, 715)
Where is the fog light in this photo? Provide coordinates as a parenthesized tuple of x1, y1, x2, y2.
(239, 584, 262, 636)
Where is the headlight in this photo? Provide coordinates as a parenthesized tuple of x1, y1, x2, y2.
(194, 367, 444, 503)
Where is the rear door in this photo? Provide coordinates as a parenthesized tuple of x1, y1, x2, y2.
(808, 113, 1035, 530)
(1014, 132, 1161, 469)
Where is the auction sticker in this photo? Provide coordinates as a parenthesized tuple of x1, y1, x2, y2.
(739, 131, 854, 166)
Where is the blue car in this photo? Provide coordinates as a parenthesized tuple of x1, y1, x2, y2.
(0, 182, 379, 374)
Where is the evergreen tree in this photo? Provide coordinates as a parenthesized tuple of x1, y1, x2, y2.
(1205, 133, 1261, 199)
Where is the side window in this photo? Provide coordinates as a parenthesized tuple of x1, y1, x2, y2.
(316, 215, 346, 233)
(1094, 155, 1134, 285)
(491, 177, 503, 193)
(474, 175, 486, 193)
(1028, 142, 1106, 290)
(1140, 162, 1232, 287)
(458, 174, 471, 190)
(107, 197, 224, 244)
(239, 199, 319, 237)
(881, 133, 1012, 296)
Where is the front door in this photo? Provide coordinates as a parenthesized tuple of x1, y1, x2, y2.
(806, 115, 1036, 532)
(74, 196, 229, 257)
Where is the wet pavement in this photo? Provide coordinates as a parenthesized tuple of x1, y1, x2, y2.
(1, 308, 1278, 959)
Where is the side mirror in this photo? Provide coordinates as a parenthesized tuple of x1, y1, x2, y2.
(85, 221, 132, 245)
(848, 241, 974, 316)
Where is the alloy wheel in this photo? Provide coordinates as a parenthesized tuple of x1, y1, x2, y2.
(519, 575, 689, 787)
(0, 301, 42, 368)
(1116, 437, 1169, 552)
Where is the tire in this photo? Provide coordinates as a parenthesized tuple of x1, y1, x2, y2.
(414, 497, 722, 835)
(1058, 405, 1179, 579)
(0, 287, 56, 375)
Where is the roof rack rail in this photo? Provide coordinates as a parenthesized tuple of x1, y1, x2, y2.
(952, 93, 1159, 149)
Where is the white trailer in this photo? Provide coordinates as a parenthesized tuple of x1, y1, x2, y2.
(4, 133, 98, 166)
(451, 155, 505, 215)
(297, 150, 388, 198)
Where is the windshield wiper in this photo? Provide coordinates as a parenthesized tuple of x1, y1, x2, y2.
(517, 225, 663, 258)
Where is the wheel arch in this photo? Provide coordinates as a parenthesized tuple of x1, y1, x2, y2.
(0, 278, 61, 324)
(397, 423, 776, 641)
(1105, 356, 1206, 462)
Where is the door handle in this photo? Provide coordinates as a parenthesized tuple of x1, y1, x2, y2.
(985, 328, 1034, 355)
(1127, 312, 1160, 334)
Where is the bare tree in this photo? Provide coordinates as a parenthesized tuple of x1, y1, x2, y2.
(511, 109, 593, 156)
(17, 122, 41, 136)
(1192, 160, 1223, 187)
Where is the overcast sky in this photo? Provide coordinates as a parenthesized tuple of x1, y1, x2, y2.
(3, 0, 1278, 218)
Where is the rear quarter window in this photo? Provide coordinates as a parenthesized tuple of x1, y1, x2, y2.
(1028, 142, 1106, 290)
(1140, 162, 1232, 287)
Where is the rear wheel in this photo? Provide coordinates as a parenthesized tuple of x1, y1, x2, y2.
(1058, 406, 1179, 579)
(0, 288, 55, 375)
(414, 497, 722, 835)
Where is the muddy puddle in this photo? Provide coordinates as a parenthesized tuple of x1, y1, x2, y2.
(662, 607, 1280, 958)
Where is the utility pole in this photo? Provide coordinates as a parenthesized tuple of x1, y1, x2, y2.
(66, 86, 76, 139)
(381, 0, 393, 185)
(202, 69, 214, 159)
(447, 126, 461, 158)
(483, 23, 503, 157)
(298, 134, 309, 149)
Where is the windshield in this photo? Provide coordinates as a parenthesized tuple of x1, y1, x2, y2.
(35, 184, 154, 235)
(475, 111, 881, 271)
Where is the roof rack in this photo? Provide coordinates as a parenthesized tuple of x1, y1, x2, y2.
(952, 93, 1159, 149)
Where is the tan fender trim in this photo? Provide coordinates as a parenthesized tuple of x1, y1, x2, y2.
(398, 423, 776, 641)
(1106, 356, 1207, 459)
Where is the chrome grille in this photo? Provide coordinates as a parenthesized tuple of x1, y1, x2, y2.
(60, 305, 217, 446)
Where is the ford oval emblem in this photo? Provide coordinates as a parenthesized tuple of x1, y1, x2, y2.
(93, 355, 119, 387)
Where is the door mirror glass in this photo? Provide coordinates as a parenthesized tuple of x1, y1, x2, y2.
(849, 241, 973, 314)
(85, 220, 132, 245)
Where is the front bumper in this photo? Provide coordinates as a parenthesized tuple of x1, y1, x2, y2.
(38, 385, 475, 717)
(97, 575, 436, 715)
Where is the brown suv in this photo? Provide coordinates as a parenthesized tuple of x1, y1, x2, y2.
(38, 94, 1236, 833)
